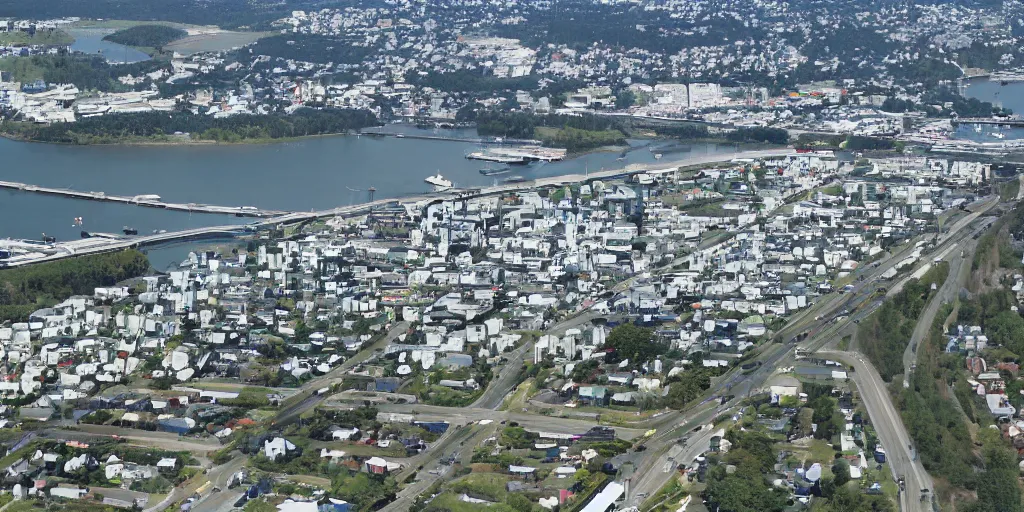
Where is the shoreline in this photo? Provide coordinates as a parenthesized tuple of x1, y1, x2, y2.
(0, 129, 362, 147)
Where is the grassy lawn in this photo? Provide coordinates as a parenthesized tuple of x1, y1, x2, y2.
(0, 57, 48, 83)
(285, 474, 331, 487)
(5, 500, 125, 511)
(500, 381, 531, 411)
(780, 438, 837, 466)
(642, 476, 698, 512)
(420, 492, 515, 512)
(450, 472, 512, 501)
(0, 29, 73, 46)
(309, 440, 407, 458)
(838, 335, 852, 351)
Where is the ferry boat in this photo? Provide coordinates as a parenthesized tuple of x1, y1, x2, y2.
(424, 173, 453, 192)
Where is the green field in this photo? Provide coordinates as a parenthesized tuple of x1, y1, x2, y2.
(0, 56, 48, 82)
(0, 28, 73, 46)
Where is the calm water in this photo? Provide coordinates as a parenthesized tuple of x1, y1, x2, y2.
(0, 127, 734, 265)
(67, 28, 151, 64)
(960, 78, 1024, 140)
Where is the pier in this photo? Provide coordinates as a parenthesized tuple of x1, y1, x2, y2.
(466, 146, 567, 164)
(362, 131, 541, 146)
(951, 117, 1024, 128)
(0, 181, 289, 217)
(0, 148, 794, 268)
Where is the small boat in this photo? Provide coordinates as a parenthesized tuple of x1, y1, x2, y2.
(122, 226, 138, 235)
(42, 233, 55, 243)
(80, 231, 91, 239)
(503, 175, 527, 184)
(654, 153, 663, 160)
(479, 167, 512, 176)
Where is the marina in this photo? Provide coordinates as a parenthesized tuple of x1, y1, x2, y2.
(466, 146, 568, 164)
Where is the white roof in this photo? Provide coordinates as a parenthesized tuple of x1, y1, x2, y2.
(277, 501, 318, 512)
(581, 481, 625, 512)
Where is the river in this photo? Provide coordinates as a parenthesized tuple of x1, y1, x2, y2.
(67, 28, 152, 64)
(0, 128, 737, 264)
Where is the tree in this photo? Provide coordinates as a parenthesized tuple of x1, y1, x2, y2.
(507, 493, 534, 512)
(615, 90, 636, 109)
(605, 324, 661, 365)
(704, 461, 787, 512)
(832, 459, 851, 486)
(663, 367, 718, 409)
(970, 430, 1023, 512)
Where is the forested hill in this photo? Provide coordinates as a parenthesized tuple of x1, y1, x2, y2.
(1, 107, 381, 144)
(103, 25, 187, 48)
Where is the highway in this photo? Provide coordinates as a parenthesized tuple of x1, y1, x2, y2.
(902, 235, 977, 387)
(621, 195, 1000, 506)
(823, 351, 934, 512)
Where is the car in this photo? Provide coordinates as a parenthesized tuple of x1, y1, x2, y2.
(635, 444, 647, 452)
(212, 487, 221, 493)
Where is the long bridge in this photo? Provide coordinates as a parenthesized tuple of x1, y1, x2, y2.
(0, 148, 795, 268)
(0, 180, 287, 217)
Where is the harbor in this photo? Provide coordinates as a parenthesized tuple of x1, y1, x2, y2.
(0, 180, 289, 217)
(0, 148, 794, 268)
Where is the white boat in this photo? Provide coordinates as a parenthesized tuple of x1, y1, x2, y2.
(424, 173, 453, 192)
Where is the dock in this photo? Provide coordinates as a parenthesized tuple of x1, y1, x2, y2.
(466, 146, 567, 164)
(362, 131, 541, 146)
(951, 117, 1024, 128)
(0, 181, 288, 217)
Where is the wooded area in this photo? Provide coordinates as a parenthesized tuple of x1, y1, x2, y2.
(2, 107, 381, 144)
(103, 25, 187, 48)
(0, 250, 150, 323)
(859, 262, 948, 382)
